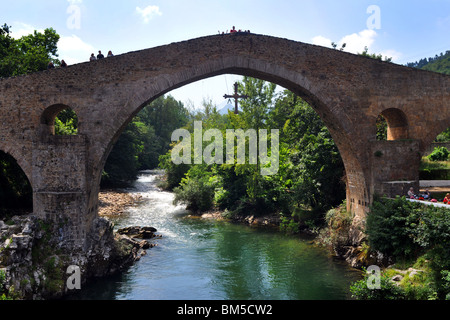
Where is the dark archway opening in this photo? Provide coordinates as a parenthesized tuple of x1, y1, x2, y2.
(376, 108, 409, 141)
(0, 150, 33, 219)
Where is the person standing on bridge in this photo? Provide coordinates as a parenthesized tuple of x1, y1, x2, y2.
(90, 53, 96, 61)
(97, 50, 104, 59)
(444, 193, 450, 204)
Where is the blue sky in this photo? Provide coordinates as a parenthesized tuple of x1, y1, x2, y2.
(4, 0, 450, 108)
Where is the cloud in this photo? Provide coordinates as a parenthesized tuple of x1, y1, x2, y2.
(136, 5, 162, 23)
(311, 35, 333, 48)
(10, 22, 43, 39)
(311, 29, 401, 62)
(340, 29, 377, 54)
(58, 35, 95, 65)
(312, 29, 377, 54)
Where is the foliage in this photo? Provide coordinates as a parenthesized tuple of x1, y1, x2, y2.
(350, 269, 406, 300)
(407, 50, 450, 75)
(173, 166, 217, 212)
(427, 146, 450, 162)
(365, 196, 450, 299)
(435, 128, 450, 142)
(366, 196, 422, 259)
(359, 46, 392, 62)
(376, 115, 388, 141)
(101, 95, 190, 187)
(55, 108, 78, 135)
(0, 23, 60, 78)
(162, 77, 346, 224)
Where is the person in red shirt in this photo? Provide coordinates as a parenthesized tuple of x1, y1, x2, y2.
(444, 193, 450, 204)
(230, 26, 237, 33)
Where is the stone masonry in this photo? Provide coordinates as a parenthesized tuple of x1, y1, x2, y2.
(0, 33, 449, 249)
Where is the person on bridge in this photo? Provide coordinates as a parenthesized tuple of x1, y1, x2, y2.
(422, 189, 431, 200)
(97, 50, 105, 59)
(90, 53, 96, 61)
(408, 187, 416, 199)
(444, 193, 450, 204)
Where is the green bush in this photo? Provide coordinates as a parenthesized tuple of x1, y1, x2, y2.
(428, 146, 450, 161)
(173, 175, 215, 212)
(366, 196, 422, 260)
(350, 270, 406, 300)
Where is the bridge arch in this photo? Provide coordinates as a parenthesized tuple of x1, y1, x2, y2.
(96, 63, 368, 222)
(40, 104, 79, 136)
(378, 108, 409, 140)
(0, 149, 33, 216)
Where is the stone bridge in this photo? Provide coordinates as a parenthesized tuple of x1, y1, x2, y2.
(1, 33, 449, 250)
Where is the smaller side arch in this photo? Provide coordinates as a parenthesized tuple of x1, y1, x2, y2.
(40, 104, 79, 136)
(0, 149, 33, 217)
(378, 108, 409, 140)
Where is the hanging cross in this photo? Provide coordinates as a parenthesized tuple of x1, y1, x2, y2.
(223, 82, 248, 114)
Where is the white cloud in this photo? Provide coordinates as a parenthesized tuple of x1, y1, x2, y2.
(58, 35, 95, 65)
(10, 22, 43, 39)
(312, 29, 377, 54)
(311, 35, 333, 48)
(379, 49, 403, 62)
(340, 29, 377, 54)
(311, 29, 401, 62)
(136, 5, 162, 23)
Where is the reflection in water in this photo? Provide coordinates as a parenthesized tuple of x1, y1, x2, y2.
(70, 170, 361, 300)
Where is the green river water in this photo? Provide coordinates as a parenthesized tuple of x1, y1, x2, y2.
(70, 170, 362, 300)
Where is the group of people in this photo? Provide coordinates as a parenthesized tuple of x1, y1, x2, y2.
(218, 26, 251, 34)
(47, 49, 114, 69)
(90, 50, 114, 61)
(408, 187, 450, 204)
(47, 59, 67, 69)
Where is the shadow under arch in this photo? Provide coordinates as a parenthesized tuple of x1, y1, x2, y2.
(378, 108, 409, 140)
(0, 149, 33, 217)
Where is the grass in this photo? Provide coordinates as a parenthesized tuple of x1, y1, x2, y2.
(420, 157, 450, 170)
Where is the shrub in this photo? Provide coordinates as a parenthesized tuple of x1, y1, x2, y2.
(350, 270, 406, 300)
(173, 175, 215, 212)
(428, 146, 450, 161)
(366, 196, 422, 260)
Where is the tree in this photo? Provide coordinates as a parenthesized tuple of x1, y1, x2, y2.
(101, 95, 191, 187)
(0, 24, 60, 78)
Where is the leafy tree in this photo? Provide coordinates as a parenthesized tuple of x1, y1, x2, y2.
(366, 196, 422, 259)
(101, 95, 190, 187)
(0, 24, 60, 77)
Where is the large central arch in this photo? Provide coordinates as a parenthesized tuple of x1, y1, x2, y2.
(94, 41, 366, 229)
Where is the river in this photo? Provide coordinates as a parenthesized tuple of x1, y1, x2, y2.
(71, 170, 362, 300)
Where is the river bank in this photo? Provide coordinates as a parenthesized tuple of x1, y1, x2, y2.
(98, 190, 143, 216)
